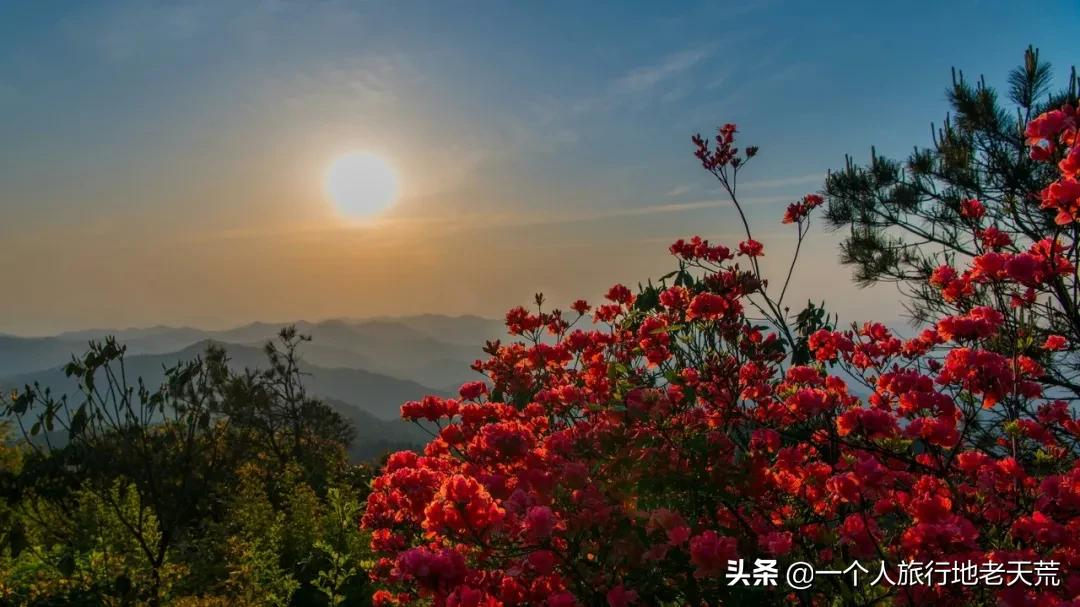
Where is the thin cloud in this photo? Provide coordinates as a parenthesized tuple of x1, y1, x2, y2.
(193, 193, 794, 243)
(738, 173, 824, 191)
(613, 47, 713, 94)
(664, 184, 696, 197)
(569, 45, 716, 115)
(424, 194, 794, 231)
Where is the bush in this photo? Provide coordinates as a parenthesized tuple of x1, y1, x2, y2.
(1, 331, 377, 606)
(362, 105, 1080, 606)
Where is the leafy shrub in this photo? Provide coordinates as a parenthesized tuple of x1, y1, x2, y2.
(2, 332, 376, 606)
(362, 99, 1080, 605)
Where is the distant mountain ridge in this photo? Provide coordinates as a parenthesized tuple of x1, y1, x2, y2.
(0, 315, 506, 388)
(0, 335, 82, 381)
(0, 340, 443, 421)
(0, 315, 505, 461)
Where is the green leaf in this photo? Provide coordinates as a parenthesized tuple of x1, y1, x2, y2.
(69, 404, 88, 439)
(57, 553, 76, 576)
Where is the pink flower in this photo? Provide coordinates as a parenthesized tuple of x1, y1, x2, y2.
(395, 547, 466, 591)
(524, 505, 557, 541)
(606, 585, 639, 607)
(758, 530, 794, 556)
(689, 531, 738, 578)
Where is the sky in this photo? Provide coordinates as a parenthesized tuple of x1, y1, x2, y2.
(1, 0, 1079, 335)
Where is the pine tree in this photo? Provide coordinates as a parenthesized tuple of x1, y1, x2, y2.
(823, 46, 1080, 399)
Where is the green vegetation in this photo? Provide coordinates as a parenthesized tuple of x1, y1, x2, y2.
(0, 328, 380, 606)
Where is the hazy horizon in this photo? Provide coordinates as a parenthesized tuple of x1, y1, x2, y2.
(0, 312, 501, 339)
(3, 1, 1079, 335)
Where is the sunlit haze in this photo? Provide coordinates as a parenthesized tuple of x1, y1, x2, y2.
(325, 152, 400, 219)
(1, 1, 1078, 335)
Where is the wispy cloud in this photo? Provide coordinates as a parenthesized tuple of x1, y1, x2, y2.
(738, 173, 823, 191)
(405, 194, 794, 232)
(664, 184, 696, 198)
(612, 47, 713, 94)
(191, 192, 794, 244)
(569, 45, 716, 115)
(269, 52, 421, 110)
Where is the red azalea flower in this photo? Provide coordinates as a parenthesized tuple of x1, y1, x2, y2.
(689, 531, 738, 578)
(959, 198, 986, 219)
(738, 239, 764, 257)
(1043, 334, 1068, 351)
(686, 292, 732, 321)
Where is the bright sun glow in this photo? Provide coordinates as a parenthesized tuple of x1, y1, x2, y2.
(324, 152, 400, 218)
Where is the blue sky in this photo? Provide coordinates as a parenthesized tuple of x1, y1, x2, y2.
(1, 1, 1078, 334)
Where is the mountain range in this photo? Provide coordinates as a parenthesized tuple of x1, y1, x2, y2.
(0, 315, 506, 461)
(1, 315, 505, 388)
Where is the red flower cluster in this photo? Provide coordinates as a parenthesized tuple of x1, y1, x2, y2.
(738, 239, 764, 257)
(361, 113, 1080, 606)
(929, 238, 1073, 311)
(935, 306, 1004, 342)
(782, 194, 824, 224)
(669, 235, 733, 263)
(402, 395, 460, 422)
(959, 198, 986, 220)
(1026, 104, 1079, 159)
(1027, 103, 1080, 223)
(691, 123, 757, 172)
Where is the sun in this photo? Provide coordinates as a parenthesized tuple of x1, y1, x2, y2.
(324, 152, 400, 218)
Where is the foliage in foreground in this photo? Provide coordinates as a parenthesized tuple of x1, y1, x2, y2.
(0, 330, 378, 606)
(362, 54, 1080, 606)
